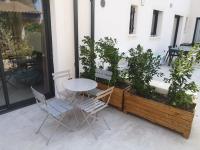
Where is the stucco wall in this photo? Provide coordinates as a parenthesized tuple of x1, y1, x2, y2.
(50, 0, 91, 78)
(49, 0, 199, 78)
(95, 0, 191, 55)
(183, 0, 200, 43)
(50, 0, 75, 77)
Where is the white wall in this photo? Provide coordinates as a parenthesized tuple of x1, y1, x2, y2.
(78, 0, 91, 44)
(183, 0, 200, 43)
(50, 0, 75, 77)
(95, 0, 191, 55)
(49, 0, 198, 78)
(50, 0, 91, 78)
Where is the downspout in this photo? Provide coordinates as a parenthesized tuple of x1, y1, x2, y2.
(91, 0, 95, 41)
(73, 0, 79, 78)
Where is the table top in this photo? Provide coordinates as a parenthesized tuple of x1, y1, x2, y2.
(63, 78, 97, 92)
(170, 46, 192, 52)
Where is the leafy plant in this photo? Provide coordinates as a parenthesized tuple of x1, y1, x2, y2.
(96, 37, 124, 85)
(15, 40, 33, 58)
(0, 22, 33, 59)
(127, 45, 162, 98)
(25, 23, 42, 32)
(165, 47, 200, 109)
(80, 36, 96, 80)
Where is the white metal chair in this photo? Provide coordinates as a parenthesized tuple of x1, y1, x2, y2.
(52, 70, 74, 101)
(87, 69, 112, 97)
(78, 86, 114, 139)
(31, 87, 76, 145)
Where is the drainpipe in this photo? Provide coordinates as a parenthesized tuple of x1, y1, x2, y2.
(73, 0, 79, 78)
(91, 0, 95, 41)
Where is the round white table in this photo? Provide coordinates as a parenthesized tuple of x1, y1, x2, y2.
(63, 78, 97, 92)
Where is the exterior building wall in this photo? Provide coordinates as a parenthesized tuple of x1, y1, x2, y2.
(49, 0, 200, 78)
(183, 0, 200, 43)
(49, 0, 91, 78)
(50, 0, 75, 77)
(95, 0, 191, 55)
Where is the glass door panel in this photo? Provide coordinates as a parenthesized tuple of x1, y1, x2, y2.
(0, 80, 6, 107)
(0, 0, 51, 105)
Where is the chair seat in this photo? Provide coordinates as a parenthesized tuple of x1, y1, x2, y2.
(87, 88, 104, 97)
(58, 90, 74, 99)
(78, 98, 107, 114)
(44, 98, 73, 118)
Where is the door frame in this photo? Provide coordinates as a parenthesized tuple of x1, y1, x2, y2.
(173, 15, 181, 47)
(192, 17, 200, 44)
(0, 0, 54, 114)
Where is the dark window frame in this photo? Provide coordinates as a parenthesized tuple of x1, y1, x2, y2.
(192, 17, 200, 44)
(129, 5, 136, 34)
(173, 15, 181, 47)
(151, 10, 159, 36)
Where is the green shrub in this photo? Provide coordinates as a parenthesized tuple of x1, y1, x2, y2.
(165, 47, 200, 109)
(80, 36, 96, 80)
(127, 45, 162, 98)
(96, 37, 124, 85)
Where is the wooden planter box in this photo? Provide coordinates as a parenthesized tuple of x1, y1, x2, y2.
(124, 91, 195, 138)
(98, 83, 126, 110)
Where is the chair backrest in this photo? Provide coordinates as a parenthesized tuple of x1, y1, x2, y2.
(52, 70, 71, 95)
(52, 70, 71, 80)
(95, 86, 114, 105)
(31, 86, 47, 106)
(95, 69, 112, 84)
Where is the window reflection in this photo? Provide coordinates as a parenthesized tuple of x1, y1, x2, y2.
(0, 0, 50, 104)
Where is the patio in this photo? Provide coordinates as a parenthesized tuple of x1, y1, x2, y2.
(0, 65, 200, 150)
(0, 0, 200, 149)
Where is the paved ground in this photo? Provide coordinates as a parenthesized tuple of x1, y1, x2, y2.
(0, 65, 199, 150)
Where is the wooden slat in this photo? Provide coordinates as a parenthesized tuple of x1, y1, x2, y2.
(124, 91, 194, 139)
(98, 83, 125, 109)
(124, 91, 194, 121)
(125, 102, 192, 127)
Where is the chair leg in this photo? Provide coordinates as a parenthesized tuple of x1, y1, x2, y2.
(85, 115, 98, 140)
(168, 56, 173, 66)
(90, 114, 111, 131)
(164, 51, 169, 62)
(52, 115, 74, 132)
(165, 53, 170, 63)
(79, 111, 90, 127)
(72, 108, 80, 127)
(101, 116, 111, 130)
(46, 114, 73, 145)
(46, 122, 61, 145)
(36, 114, 49, 134)
(80, 111, 98, 140)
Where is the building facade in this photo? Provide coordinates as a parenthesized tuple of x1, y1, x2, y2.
(50, 0, 200, 78)
(0, 0, 200, 112)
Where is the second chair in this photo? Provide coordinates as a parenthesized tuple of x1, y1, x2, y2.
(52, 70, 75, 101)
(87, 69, 112, 97)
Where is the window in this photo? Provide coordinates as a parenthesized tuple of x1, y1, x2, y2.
(151, 10, 163, 36)
(193, 18, 200, 43)
(129, 5, 137, 34)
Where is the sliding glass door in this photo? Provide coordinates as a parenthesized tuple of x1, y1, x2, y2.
(0, 80, 6, 108)
(0, 0, 53, 111)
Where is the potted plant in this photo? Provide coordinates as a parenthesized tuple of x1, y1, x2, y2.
(95, 37, 128, 110)
(124, 45, 199, 138)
